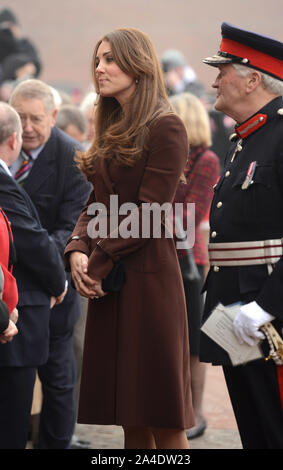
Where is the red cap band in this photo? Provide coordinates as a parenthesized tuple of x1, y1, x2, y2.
(220, 38, 283, 80)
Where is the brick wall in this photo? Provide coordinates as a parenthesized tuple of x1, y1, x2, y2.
(5, 0, 283, 95)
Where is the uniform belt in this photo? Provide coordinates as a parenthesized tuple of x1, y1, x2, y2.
(208, 238, 283, 266)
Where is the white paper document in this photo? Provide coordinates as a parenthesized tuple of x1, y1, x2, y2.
(201, 303, 263, 365)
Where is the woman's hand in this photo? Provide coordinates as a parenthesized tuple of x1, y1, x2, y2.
(69, 251, 106, 299)
(90, 279, 107, 299)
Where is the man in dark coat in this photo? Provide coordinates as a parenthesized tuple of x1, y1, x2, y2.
(9, 79, 91, 449)
(0, 102, 67, 448)
(200, 22, 283, 449)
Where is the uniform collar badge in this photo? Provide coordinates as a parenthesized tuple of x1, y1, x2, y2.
(235, 113, 267, 139)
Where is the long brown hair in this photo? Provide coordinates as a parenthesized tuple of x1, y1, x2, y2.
(76, 28, 172, 177)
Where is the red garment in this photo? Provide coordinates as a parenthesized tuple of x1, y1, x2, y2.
(173, 146, 220, 265)
(0, 208, 18, 313)
(277, 366, 283, 409)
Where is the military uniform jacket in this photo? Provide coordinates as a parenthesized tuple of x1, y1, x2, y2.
(200, 96, 283, 365)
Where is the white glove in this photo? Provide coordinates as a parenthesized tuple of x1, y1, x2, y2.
(233, 301, 275, 346)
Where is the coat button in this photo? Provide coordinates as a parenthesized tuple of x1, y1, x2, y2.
(225, 171, 230, 177)
(213, 265, 220, 272)
(211, 231, 217, 238)
(216, 201, 223, 208)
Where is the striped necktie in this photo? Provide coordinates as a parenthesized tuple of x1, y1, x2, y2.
(14, 151, 32, 185)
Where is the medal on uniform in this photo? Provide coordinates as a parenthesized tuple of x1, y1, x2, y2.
(241, 161, 257, 189)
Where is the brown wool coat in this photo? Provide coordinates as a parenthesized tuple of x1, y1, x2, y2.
(65, 114, 194, 429)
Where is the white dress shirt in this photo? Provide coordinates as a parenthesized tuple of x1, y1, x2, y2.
(0, 159, 13, 177)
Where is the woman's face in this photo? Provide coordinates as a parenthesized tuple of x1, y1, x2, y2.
(95, 40, 136, 107)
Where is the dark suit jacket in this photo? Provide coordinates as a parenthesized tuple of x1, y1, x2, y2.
(22, 127, 91, 330)
(0, 166, 66, 366)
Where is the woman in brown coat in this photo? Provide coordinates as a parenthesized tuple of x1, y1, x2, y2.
(65, 27, 194, 449)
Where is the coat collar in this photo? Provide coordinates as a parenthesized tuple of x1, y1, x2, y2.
(0, 159, 12, 177)
(234, 96, 283, 139)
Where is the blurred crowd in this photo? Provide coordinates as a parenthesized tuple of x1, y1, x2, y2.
(0, 7, 233, 166)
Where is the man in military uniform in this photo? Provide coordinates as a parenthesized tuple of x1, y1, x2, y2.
(200, 22, 283, 449)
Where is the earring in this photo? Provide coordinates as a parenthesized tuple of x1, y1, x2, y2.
(135, 79, 139, 84)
